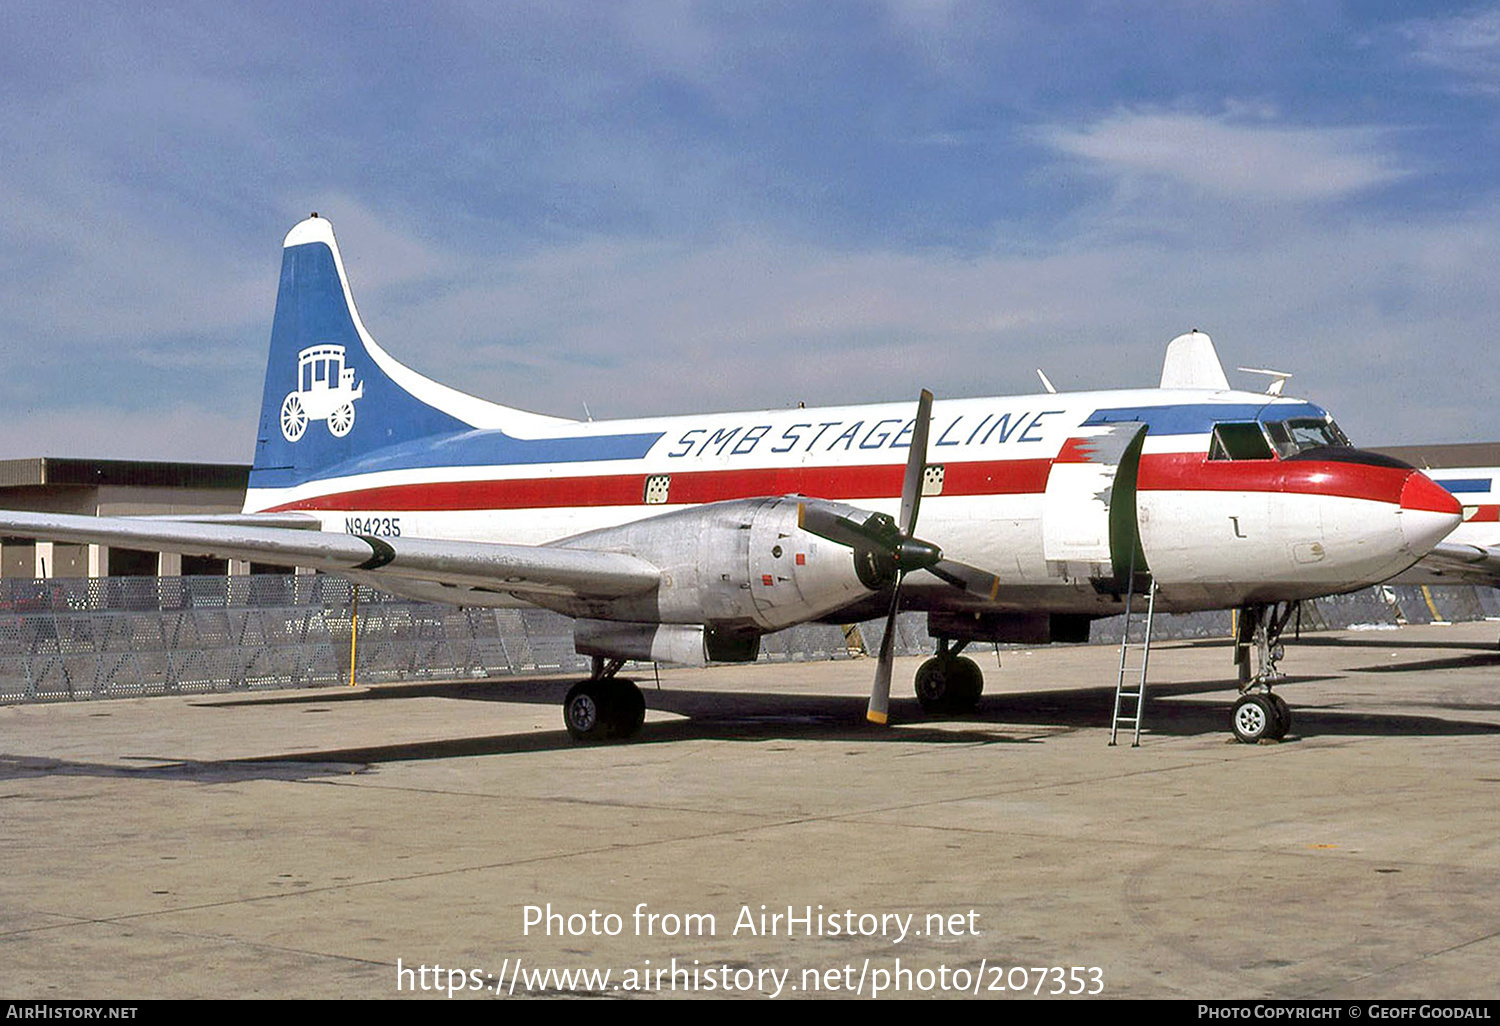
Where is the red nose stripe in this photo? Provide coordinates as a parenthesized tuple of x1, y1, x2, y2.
(1401, 472, 1464, 515)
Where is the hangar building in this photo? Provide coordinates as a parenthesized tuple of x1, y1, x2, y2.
(0, 458, 273, 579)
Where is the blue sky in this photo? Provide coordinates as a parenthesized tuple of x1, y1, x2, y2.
(3, 1, 1500, 460)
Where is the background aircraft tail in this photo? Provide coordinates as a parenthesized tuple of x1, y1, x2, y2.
(249, 215, 573, 492)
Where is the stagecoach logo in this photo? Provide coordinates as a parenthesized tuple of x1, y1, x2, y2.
(280, 343, 366, 442)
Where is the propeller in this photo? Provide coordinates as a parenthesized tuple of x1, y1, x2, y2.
(865, 390, 936, 723)
(798, 390, 998, 725)
(804, 390, 1002, 726)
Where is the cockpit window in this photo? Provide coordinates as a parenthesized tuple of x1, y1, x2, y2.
(1208, 422, 1275, 461)
(1263, 417, 1351, 458)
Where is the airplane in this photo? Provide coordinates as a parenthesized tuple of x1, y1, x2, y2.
(0, 215, 1464, 745)
(1379, 463, 1500, 588)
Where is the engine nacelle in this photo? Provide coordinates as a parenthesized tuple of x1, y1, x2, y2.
(537, 497, 881, 634)
(573, 620, 762, 666)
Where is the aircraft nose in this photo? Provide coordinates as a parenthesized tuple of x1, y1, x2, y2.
(1398, 469, 1463, 557)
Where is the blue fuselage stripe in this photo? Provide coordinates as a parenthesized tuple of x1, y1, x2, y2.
(1082, 401, 1325, 435)
(1435, 478, 1492, 494)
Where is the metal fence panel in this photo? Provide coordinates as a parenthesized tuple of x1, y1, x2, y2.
(2, 576, 1498, 704)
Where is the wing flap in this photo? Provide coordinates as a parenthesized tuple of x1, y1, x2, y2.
(0, 510, 660, 600)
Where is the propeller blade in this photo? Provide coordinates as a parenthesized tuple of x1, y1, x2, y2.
(867, 581, 901, 724)
(799, 390, 995, 726)
(898, 389, 934, 536)
(870, 389, 934, 726)
(926, 559, 1000, 598)
(798, 500, 900, 552)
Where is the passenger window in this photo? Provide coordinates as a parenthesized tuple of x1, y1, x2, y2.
(1208, 422, 1275, 461)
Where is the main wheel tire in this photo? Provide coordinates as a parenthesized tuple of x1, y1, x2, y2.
(945, 656, 983, 712)
(1231, 694, 1275, 744)
(563, 681, 610, 742)
(563, 679, 645, 741)
(1268, 693, 1291, 740)
(915, 656, 983, 714)
(915, 657, 950, 712)
(606, 679, 646, 739)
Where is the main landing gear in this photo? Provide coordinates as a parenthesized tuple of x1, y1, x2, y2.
(1230, 602, 1298, 743)
(563, 657, 646, 742)
(913, 639, 984, 714)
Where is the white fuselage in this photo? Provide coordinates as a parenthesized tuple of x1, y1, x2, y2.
(244, 386, 1461, 617)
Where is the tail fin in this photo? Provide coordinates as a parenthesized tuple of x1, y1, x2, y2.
(249, 215, 571, 492)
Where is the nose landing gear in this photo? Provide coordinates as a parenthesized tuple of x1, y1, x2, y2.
(1231, 602, 1298, 742)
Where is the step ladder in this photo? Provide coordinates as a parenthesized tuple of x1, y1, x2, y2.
(1110, 576, 1157, 747)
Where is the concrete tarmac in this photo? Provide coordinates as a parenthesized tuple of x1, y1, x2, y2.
(2, 622, 1499, 1000)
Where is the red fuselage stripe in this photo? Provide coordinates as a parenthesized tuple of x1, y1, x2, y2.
(267, 460, 1056, 511)
(265, 452, 1416, 513)
(1135, 453, 1412, 506)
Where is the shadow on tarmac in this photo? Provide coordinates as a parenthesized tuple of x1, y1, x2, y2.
(178, 670, 1500, 769)
(0, 751, 366, 784)
(13, 641, 1499, 782)
(1293, 635, 1500, 652)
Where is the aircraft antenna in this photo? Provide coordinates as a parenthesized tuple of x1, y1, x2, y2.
(1237, 367, 1293, 396)
(1037, 369, 1058, 394)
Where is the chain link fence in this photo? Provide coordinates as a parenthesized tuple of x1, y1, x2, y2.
(0, 575, 1493, 703)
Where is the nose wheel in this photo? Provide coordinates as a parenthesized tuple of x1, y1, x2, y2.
(1230, 691, 1291, 743)
(1231, 693, 1291, 743)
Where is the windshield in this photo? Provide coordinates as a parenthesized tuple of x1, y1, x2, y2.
(1262, 417, 1351, 459)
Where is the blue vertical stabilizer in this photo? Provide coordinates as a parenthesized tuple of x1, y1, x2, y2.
(250, 217, 473, 490)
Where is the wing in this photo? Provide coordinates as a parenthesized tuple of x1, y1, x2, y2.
(0, 510, 660, 600)
(1396, 541, 1500, 586)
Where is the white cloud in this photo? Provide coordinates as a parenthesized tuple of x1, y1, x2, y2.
(1402, 5, 1500, 93)
(7, 177, 1498, 463)
(0, 175, 271, 342)
(0, 6, 1493, 463)
(318, 197, 1500, 452)
(1043, 111, 1406, 202)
